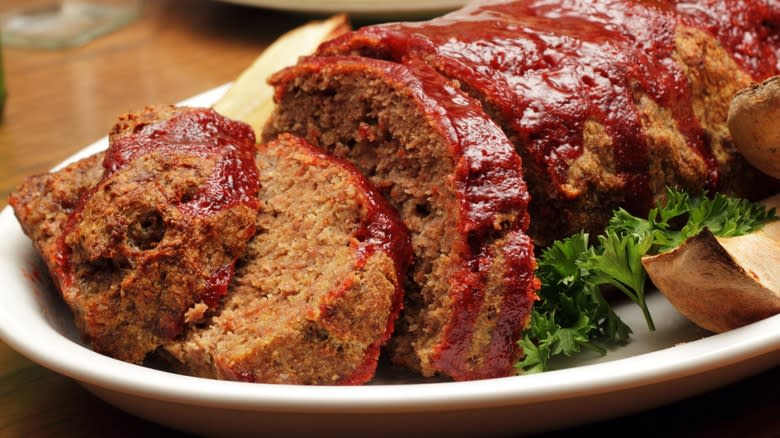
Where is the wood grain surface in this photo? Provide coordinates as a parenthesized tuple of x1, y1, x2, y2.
(0, 1, 777, 437)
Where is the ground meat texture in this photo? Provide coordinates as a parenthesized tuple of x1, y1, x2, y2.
(317, 0, 780, 245)
(13, 105, 261, 364)
(10, 153, 105, 292)
(163, 134, 411, 385)
(264, 57, 538, 380)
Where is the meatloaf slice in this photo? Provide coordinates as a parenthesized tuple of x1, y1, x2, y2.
(10, 105, 261, 364)
(163, 133, 411, 385)
(264, 57, 538, 380)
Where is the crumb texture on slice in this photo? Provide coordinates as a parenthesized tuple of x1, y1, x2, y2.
(164, 134, 411, 385)
(265, 57, 537, 380)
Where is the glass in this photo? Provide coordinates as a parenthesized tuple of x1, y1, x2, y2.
(1, 1, 143, 50)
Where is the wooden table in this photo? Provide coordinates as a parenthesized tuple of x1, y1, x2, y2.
(0, 1, 777, 436)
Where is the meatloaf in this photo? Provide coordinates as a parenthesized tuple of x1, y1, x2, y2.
(314, 0, 780, 245)
(163, 133, 411, 384)
(11, 114, 412, 384)
(10, 105, 261, 364)
(264, 58, 539, 380)
(263, 0, 780, 380)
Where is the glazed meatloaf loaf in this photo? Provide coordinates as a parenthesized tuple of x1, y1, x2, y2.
(264, 58, 539, 380)
(10, 105, 261, 363)
(163, 133, 411, 384)
(311, 0, 780, 246)
(263, 0, 780, 380)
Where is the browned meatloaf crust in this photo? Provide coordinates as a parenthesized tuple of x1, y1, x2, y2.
(163, 133, 411, 385)
(316, 0, 780, 246)
(10, 153, 105, 279)
(264, 57, 539, 380)
(10, 105, 261, 364)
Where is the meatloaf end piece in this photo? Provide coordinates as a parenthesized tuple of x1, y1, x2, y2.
(163, 133, 412, 385)
(10, 153, 105, 284)
(264, 57, 538, 380)
(11, 105, 261, 363)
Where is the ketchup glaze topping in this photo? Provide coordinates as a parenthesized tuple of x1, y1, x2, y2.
(320, 0, 780, 210)
(105, 108, 260, 219)
(57, 108, 259, 311)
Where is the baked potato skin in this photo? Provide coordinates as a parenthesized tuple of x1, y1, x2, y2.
(728, 75, 780, 179)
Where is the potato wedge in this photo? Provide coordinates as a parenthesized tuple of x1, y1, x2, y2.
(213, 14, 350, 137)
(727, 75, 780, 179)
(641, 194, 780, 333)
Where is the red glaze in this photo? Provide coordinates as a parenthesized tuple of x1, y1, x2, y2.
(104, 108, 259, 217)
(319, 0, 780, 212)
(56, 108, 259, 320)
(204, 264, 235, 310)
(270, 57, 538, 380)
(433, 231, 537, 380)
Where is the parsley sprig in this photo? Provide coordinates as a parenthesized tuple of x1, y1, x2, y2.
(517, 187, 776, 373)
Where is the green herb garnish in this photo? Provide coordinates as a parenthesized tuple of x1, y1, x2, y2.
(517, 187, 776, 373)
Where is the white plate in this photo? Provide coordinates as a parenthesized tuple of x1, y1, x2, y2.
(214, 0, 467, 18)
(1, 84, 779, 438)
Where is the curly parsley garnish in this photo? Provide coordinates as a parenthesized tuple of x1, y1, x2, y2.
(517, 187, 777, 374)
